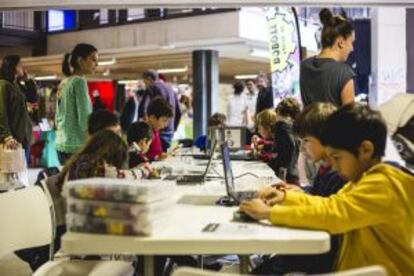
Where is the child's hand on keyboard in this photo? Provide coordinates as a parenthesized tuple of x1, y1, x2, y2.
(239, 198, 271, 220)
(272, 182, 304, 193)
(258, 185, 286, 206)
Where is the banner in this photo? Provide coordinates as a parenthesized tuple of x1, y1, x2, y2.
(265, 7, 301, 105)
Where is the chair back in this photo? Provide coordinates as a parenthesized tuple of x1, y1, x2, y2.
(0, 186, 52, 258)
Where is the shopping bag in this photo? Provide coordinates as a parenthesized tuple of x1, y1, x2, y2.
(0, 145, 27, 173)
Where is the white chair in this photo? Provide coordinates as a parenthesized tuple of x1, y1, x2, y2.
(172, 266, 388, 276)
(0, 186, 134, 276)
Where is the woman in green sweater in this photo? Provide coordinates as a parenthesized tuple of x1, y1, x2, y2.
(55, 43, 98, 164)
(0, 55, 33, 153)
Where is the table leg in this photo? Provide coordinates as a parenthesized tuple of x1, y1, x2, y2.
(143, 255, 154, 276)
(239, 255, 250, 274)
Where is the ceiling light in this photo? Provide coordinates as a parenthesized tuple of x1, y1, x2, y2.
(118, 80, 138, 85)
(249, 49, 270, 59)
(34, 75, 57, 81)
(157, 66, 188, 74)
(98, 58, 116, 66)
(235, 74, 258, 80)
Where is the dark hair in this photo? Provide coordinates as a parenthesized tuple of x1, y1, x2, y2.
(59, 129, 128, 190)
(208, 113, 226, 127)
(0, 55, 21, 83)
(127, 121, 154, 144)
(233, 81, 245, 95)
(321, 103, 387, 158)
(62, 43, 97, 76)
(143, 70, 159, 81)
(293, 102, 337, 140)
(256, 73, 269, 83)
(179, 94, 191, 110)
(88, 110, 119, 135)
(319, 8, 354, 49)
(275, 97, 301, 121)
(147, 97, 173, 118)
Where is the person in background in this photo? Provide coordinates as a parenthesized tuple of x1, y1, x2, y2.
(300, 8, 355, 107)
(91, 89, 106, 112)
(194, 113, 227, 152)
(0, 55, 33, 161)
(244, 79, 259, 141)
(88, 109, 121, 136)
(255, 99, 300, 183)
(145, 97, 174, 161)
(59, 129, 149, 192)
(252, 102, 346, 275)
(140, 70, 181, 151)
(55, 43, 98, 164)
(245, 79, 258, 118)
(241, 104, 414, 275)
(255, 73, 274, 115)
(120, 81, 145, 132)
(227, 80, 247, 126)
(127, 121, 155, 173)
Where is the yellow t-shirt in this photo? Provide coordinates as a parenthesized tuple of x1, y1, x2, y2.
(269, 163, 414, 275)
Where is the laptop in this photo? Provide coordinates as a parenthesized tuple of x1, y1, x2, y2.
(164, 140, 218, 184)
(221, 142, 257, 204)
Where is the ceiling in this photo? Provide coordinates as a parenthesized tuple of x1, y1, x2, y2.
(1, 0, 414, 9)
(22, 48, 270, 83)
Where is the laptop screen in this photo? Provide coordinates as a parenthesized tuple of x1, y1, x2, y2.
(224, 127, 245, 150)
(202, 140, 217, 178)
(221, 142, 235, 197)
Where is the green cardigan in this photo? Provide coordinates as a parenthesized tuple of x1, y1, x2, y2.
(0, 79, 32, 146)
(55, 76, 92, 153)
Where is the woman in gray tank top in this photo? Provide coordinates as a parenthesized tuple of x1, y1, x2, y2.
(300, 9, 355, 107)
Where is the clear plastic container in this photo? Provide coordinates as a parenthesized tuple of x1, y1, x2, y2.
(67, 178, 171, 203)
(66, 213, 152, 236)
(67, 198, 168, 220)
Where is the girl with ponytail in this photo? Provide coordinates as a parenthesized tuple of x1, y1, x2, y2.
(55, 43, 98, 164)
(300, 8, 355, 107)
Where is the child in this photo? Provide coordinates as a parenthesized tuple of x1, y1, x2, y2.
(127, 121, 155, 172)
(194, 113, 226, 151)
(241, 104, 414, 275)
(145, 97, 173, 161)
(59, 130, 150, 190)
(88, 109, 121, 136)
(252, 102, 347, 275)
(255, 98, 300, 183)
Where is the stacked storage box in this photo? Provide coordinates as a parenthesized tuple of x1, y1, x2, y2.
(66, 178, 170, 236)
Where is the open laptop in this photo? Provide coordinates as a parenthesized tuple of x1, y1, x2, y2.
(221, 142, 257, 204)
(164, 140, 218, 184)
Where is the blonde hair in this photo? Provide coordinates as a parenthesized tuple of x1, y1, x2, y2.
(256, 109, 278, 131)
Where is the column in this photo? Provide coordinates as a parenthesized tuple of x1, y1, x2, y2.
(370, 8, 407, 107)
(192, 50, 219, 138)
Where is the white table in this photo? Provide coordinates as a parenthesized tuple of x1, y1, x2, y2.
(62, 159, 330, 276)
(63, 203, 330, 275)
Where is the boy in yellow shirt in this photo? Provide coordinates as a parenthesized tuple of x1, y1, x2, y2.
(240, 104, 414, 275)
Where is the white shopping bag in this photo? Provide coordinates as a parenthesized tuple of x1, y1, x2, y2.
(0, 145, 29, 188)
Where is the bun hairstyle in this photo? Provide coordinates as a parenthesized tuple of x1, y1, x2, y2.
(62, 43, 97, 76)
(319, 8, 354, 49)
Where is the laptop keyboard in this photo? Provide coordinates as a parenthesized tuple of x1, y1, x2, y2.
(235, 190, 257, 202)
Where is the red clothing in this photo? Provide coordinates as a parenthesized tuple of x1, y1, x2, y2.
(146, 129, 163, 161)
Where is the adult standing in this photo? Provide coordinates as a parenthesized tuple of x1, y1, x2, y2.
(255, 73, 274, 115)
(300, 8, 355, 107)
(140, 70, 181, 151)
(0, 55, 33, 157)
(55, 43, 98, 164)
(227, 80, 247, 126)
